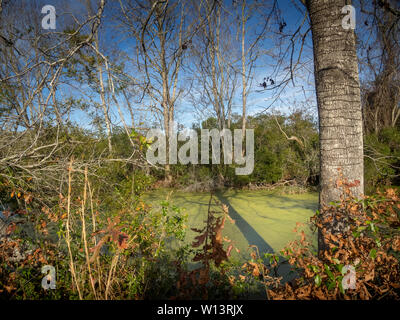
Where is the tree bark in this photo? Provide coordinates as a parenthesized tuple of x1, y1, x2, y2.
(241, 0, 247, 142)
(86, 0, 112, 153)
(306, 0, 364, 248)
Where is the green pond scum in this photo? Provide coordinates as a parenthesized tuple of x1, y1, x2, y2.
(143, 189, 319, 262)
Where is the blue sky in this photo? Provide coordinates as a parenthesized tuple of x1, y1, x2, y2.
(49, 0, 318, 130)
(28, 0, 374, 131)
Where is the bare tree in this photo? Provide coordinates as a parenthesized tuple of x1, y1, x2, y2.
(236, 0, 269, 138)
(358, 0, 400, 134)
(189, 0, 238, 131)
(0, 0, 144, 206)
(118, 0, 199, 183)
(86, 0, 113, 153)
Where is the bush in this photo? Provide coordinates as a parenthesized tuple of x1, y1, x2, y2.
(0, 161, 189, 300)
(264, 183, 400, 300)
(364, 127, 400, 193)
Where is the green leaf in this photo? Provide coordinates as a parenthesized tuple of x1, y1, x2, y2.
(314, 274, 322, 287)
(327, 280, 335, 291)
(339, 279, 345, 294)
(369, 248, 377, 259)
(309, 265, 319, 273)
(370, 223, 376, 233)
(352, 231, 360, 238)
(325, 264, 334, 280)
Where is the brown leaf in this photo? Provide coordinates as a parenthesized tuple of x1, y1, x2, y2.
(118, 232, 129, 249)
(226, 244, 233, 257)
(364, 269, 374, 282)
(192, 233, 207, 247)
(89, 238, 106, 263)
(249, 261, 260, 277)
(214, 216, 226, 245)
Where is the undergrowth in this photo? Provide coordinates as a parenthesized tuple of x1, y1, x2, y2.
(1, 163, 399, 300)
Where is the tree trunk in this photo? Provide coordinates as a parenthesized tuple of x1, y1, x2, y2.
(306, 0, 364, 249)
(86, 0, 112, 154)
(158, 11, 173, 185)
(241, 0, 247, 143)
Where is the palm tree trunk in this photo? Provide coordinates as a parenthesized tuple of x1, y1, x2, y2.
(306, 0, 364, 250)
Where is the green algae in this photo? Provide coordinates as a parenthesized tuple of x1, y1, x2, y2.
(144, 189, 318, 261)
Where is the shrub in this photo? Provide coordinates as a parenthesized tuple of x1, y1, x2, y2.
(265, 182, 400, 300)
(0, 161, 189, 300)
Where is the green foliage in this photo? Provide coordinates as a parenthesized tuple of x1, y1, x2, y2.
(0, 182, 189, 299)
(149, 109, 319, 190)
(364, 127, 400, 193)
